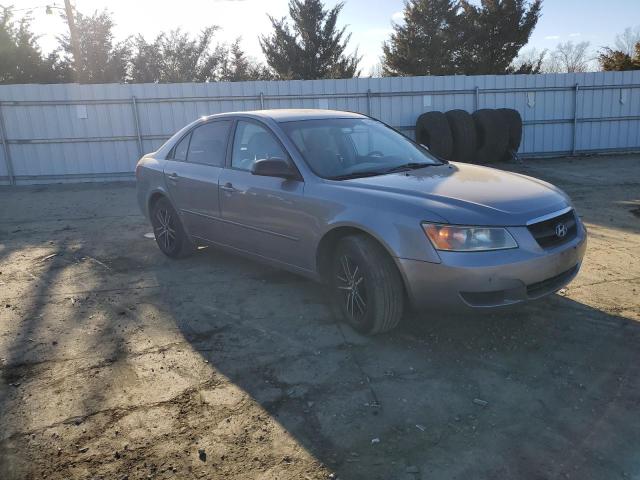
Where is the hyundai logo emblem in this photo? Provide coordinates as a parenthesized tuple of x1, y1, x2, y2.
(555, 223, 568, 238)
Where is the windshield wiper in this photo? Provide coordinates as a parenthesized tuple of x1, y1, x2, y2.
(330, 162, 440, 181)
(381, 162, 438, 174)
(329, 171, 387, 180)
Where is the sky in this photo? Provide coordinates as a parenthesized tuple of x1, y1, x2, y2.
(13, 0, 640, 74)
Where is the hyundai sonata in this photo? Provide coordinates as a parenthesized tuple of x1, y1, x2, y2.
(136, 109, 587, 334)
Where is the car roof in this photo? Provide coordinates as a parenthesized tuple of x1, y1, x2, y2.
(202, 109, 367, 123)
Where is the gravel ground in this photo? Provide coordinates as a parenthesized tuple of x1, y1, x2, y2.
(0, 154, 639, 480)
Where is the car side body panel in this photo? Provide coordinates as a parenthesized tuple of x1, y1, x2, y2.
(136, 155, 170, 220)
(215, 170, 311, 268)
(303, 182, 447, 265)
(163, 159, 225, 241)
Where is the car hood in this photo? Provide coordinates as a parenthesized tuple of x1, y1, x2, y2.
(344, 162, 570, 226)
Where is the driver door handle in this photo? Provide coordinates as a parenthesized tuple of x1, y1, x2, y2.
(220, 182, 237, 193)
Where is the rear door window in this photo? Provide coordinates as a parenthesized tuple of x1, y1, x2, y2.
(186, 121, 232, 167)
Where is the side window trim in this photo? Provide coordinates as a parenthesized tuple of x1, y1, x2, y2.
(169, 131, 192, 162)
(229, 118, 294, 173)
(224, 118, 238, 168)
(185, 119, 233, 167)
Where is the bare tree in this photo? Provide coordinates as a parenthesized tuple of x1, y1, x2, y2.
(508, 47, 547, 73)
(547, 41, 593, 73)
(368, 62, 383, 78)
(614, 26, 640, 56)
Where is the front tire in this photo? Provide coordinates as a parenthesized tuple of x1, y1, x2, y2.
(331, 235, 404, 335)
(150, 197, 194, 258)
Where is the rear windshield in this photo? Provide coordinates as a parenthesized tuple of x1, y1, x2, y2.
(280, 118, 441, 179)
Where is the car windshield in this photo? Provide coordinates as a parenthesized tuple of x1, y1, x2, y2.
(280, 118, 443, 180)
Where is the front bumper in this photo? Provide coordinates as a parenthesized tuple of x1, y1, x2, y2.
(397, 222, 587, 310)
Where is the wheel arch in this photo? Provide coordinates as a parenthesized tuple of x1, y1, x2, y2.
(315, 224, 413, 320)
(315, 224, 405, 286)
(147, 189, 171, 218)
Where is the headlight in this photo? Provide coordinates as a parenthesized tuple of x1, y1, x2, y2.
(422, 223, 518, 251)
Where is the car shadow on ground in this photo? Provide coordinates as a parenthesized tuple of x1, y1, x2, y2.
(155, 247, 640, 480)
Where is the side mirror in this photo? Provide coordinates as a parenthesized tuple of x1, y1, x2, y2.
(251, 158, 298, 180)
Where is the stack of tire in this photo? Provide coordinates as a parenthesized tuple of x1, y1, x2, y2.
(415, 108, 522, 164)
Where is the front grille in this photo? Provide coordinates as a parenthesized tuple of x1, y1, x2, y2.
(527, 209, 577, 249)
(526, 264, 579, 298)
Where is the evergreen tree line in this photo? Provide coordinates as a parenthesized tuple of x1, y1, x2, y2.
(1, 0, 638, 85)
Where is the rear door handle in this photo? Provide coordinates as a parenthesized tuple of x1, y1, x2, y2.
(220, 182, 236, 192)
(167, 172, 179, 183)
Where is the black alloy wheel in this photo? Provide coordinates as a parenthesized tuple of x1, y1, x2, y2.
(331, 235, 404, 335)
(150, 197, 194, 258)
(335, 253, 369, 327)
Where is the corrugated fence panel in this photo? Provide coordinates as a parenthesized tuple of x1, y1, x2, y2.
(576, 70, 640, 152)
(0, 71, 639, 184)
(0, 142, 8, 185)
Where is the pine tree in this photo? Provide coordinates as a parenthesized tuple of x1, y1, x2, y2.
(260, 0, 360, 80)
(0, 7, 58, 83)
(458, 0, 542, 75)
(382, 0, 462, 76)
(219, 39, 273, 81)
(382, 0, 541, 76)
(57, 10, 131, 83)
(129, 34, 164, 83)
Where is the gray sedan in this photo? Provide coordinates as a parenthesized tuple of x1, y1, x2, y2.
(136, 109, 587, 334)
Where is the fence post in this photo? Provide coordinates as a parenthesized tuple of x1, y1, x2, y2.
(474, 86, 480, 111)
(259, 91, 264, 109)
(366, 89, 372, 116)
(0, 103, 15, 185)
(572, 83, 579, 155)
(131, 96, 143, 157)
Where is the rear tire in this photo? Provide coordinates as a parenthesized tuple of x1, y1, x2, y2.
(445, 109, 477, 163)
(472, 109, 508, 164)
(331, 235, 404, 335)
(415, 111, 453, 160)
(150, 197, 194, 258)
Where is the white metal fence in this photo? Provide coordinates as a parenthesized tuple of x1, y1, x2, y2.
(1, 70, 639, 185)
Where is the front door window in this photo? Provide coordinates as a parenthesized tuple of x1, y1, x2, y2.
(231, 121, 287, 171)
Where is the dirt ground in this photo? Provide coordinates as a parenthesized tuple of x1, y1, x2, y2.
(0, 154, 639, 480)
